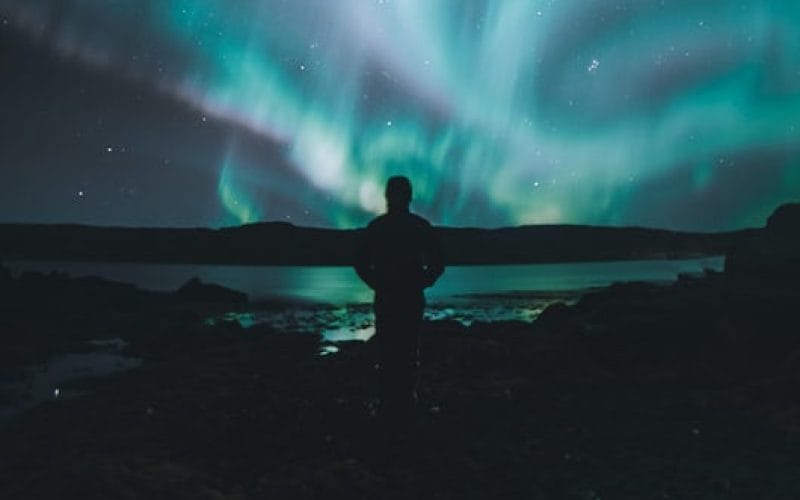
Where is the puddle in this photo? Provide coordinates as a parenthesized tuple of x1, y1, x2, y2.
(319, 345, 340, 356)
(0, 338, 142, 419)
(322, 325, 376, 342)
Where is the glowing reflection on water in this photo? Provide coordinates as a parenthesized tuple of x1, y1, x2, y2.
(209, 290, 584, 344)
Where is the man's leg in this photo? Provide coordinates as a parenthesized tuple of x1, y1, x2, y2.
(375, 293, 423, 421)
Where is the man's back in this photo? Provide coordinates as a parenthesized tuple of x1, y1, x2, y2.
(355, 211, 444, 295)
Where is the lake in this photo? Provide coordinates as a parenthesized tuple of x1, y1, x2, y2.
(8, 257, 724, 342)
(7, 257, 724, 304)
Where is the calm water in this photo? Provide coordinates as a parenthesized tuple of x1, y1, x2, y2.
(8, 257, 724, 305)
(8, 257, 724, 342)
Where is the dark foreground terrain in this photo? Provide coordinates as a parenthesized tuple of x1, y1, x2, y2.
(0, 205, 798, 499)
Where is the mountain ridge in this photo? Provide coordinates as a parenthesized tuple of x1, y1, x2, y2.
(0, 221, 757, 266)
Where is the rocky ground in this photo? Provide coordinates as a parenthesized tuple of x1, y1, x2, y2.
(1, 204, 799, 500)
(1, 258, 799, 499)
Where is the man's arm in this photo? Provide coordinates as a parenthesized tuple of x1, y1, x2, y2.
(422, 224, 445, 288)
(354, 226, 378, 290)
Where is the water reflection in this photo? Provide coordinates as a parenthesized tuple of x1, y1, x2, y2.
(208, 290, 586, 344)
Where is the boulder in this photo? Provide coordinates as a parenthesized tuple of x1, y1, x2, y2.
(536, 301, 573, 325)
(176, 277, 248, 304)
(766, 202, 800, 236)
(725, 202, 800, 279)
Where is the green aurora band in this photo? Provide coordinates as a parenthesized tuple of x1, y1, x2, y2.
(3, 0, 800, 229)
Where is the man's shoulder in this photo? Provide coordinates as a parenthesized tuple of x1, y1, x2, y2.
(366, 214, 389, 229)
(409, 213, 434, 229)
(365, 213, 433, 231)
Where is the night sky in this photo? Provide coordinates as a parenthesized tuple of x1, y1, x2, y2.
(1, 1, 799, 231)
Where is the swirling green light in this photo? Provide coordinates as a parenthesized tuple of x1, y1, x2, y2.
(218, 157, 260, 225)
(4, 0, 799, 229)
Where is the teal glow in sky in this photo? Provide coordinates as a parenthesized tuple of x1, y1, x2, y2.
(1, 0, 799, 230)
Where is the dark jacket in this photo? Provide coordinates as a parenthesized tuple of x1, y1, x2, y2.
(354, 211, 445, 296)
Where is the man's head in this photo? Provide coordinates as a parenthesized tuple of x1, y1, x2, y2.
(385, 175, 412, 213)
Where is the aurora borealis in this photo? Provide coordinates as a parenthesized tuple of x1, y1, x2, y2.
(1, 1, 799, 230)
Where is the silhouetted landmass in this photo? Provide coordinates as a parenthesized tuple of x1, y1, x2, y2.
(0, 222, 756, 265)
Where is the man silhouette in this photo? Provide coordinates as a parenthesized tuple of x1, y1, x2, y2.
(355, 176, 445, 421)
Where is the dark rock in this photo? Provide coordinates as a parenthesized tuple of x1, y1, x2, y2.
(536, 301, 573, 326)
(766, 202, 800, 236)
(725, 202, 800, 279)
(176, 277, 248, 304)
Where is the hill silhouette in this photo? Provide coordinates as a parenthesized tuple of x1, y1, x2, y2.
(0, 222, 755, 265)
